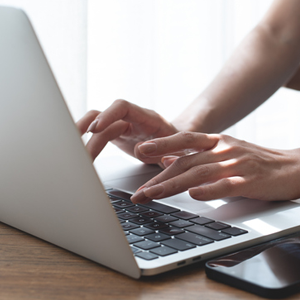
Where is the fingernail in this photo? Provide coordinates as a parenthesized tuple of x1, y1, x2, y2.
(136, 185, 147, 192)
(87, 119, 98, 133)
(138, 142, 157, 154)
(144, 184, 164, 198)
(161, 156, 177, 168)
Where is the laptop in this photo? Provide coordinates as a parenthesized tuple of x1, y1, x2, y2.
(1, 6, 300, 279)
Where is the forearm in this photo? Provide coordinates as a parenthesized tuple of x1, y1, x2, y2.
(173, 1, 300, 133)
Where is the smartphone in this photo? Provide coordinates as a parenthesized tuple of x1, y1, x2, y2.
(205, 232, 300, 299)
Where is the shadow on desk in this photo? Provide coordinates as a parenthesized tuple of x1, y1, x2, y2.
(0, 222, 299, 300)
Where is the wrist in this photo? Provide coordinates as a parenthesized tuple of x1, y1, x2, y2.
(172, 96, 220, 133)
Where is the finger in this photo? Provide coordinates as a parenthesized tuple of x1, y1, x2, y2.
(86, 120, 128, 160)
(134, 144, 182, 165)
(130, 188, 153, 204)
(161, 156, 179, 168)
(76, 110, 100, 135)
(189, 176, 246, 200)
(138, 131, 219, 157)
(87, 99, 156, 133)
(133, 142, 163, 165)
(135, 142, 186, 165)
(136, 151, 226, 192)
(131, 161, 230, 202)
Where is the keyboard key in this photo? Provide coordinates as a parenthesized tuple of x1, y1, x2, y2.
(121, 222, 139, 230)
(190, 217, 214, 225)
(131, 246, 141, 254)
(108, 196, 120, 203)
(127, 234, 144, 244)
(127, 206, 149, 213)
(134, 240, 161, 250)
(141, 211, 163, 218)
(222, 227, 248, 236)
(118, 212, 139, 220)
(113, 207, 124, 214)
(205, 222, 230, 231)
(186, 225, 231, 241)
(130, 216, 152, 225)
(150, 246, 177, 257)
(177, 232, 213, 246)
(159, 226, 185, 235)
(145, 222, 168, 230)
(155, 215, 178, 223)
(161, 238, 196, 251)
(113, 201, 134, 209)
(139, 201, 180, 214)
(107, 190, 132, 201)
(130, 227, 154, 236)
(145, 232, 171, 242)
(169, 219, 194, 228)
(135, 251, 158, 260)
(171, 211, 198, 220)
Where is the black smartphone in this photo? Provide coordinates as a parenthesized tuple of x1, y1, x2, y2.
(205, 232, 300, 299)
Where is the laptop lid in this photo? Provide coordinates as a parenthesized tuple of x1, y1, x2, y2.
(0, 6, 140, 279)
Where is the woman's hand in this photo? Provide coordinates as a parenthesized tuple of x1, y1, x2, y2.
(131, 131, 300, 203)
(76, 99, 179, 164)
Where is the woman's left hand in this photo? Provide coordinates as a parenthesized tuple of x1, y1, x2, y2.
(131, 131, 300, 203)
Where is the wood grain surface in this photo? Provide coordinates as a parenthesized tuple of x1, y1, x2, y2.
(0, 222, 299, 300)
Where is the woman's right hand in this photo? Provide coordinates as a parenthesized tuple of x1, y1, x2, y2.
(130, 131, 300, 203)
(76, 99, 179, 165)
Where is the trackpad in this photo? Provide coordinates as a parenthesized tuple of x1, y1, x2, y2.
(94, 155, 161, 192)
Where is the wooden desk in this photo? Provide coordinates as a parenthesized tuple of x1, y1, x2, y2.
(0, 222, 299, 300)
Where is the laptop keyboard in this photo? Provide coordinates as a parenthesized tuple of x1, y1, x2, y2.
(107, 189, 248, 261)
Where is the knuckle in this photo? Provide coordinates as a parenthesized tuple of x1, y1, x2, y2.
(219, 140, 247, 157)
(89, 109, 100, 115)
(192, 165, 210, 178)
(114, 99, 129, 108)
(222, 178, 234, 194)
(244, 154, 262, 171)
(156, 138, 168, 150)
(87, 109, 100, 118)
(166, 178, 181, 191)
(180, 131, 196, 144)
(223, 177, 245, 197)
(219, 134, 231, 142)
(172, 156, 190, 171)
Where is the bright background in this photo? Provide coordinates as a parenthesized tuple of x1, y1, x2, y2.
(88, 0, 300, 152)
(0, 0, 87, 121)
(2, 0, 300, 156)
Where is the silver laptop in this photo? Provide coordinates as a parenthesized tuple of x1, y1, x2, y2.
(1, 6, 300, 279)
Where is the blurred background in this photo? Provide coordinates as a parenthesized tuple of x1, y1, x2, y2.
(1, 0, 300, 157)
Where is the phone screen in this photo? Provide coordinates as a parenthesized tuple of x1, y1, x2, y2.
(205, 233, 300, 298)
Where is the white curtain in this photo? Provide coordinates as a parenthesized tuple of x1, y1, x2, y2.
(0, 0, 87, 121)
(88, 0, 300, 156)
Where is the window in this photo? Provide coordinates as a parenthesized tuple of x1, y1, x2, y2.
(88, 0, 300, 156)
